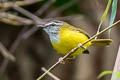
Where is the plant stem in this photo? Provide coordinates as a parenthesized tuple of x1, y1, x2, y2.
(111, 45, 120, 80)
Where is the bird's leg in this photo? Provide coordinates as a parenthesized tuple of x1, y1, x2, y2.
(78, 43, 86, 49)
(67, 56, 76, 60)
(59, 57, 65, 64)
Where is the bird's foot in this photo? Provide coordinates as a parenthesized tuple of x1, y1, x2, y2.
(78, 43, 86, 49)
(67, 56, 76, 60)
(59, 57, 65, 64)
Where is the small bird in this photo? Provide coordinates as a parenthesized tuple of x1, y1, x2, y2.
(37, 20, 112, 59)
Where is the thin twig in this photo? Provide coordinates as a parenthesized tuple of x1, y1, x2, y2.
(111, 45, 120, 80)
(0, 16, 21, 25)
(37, 20, 120, 80)
(35, 0, 54, 16)
(0, 42, 15, 61)
(41, 67, 61, 80)
(13, 5, 44, 24)
(10, 4, 46, 39)
(22, 26, 38, 39)
(0, 0, 41, 8)
(45, 0, 79, 18)
(0, 12, 34, 25)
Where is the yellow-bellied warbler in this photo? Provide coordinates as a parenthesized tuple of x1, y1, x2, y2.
(37, 20, 112, 58)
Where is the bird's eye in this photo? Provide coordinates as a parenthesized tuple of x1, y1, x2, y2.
(51, 24, 56, 26)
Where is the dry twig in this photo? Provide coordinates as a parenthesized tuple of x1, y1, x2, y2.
(13, 5, 44, 24)
(0, 12, 33, 25)
(46, 0, 79, 18)
(0, 42, 15, 61)
(35, 0, 54, 16)
(41, 67, 61, 80)
(0, 0, 41, 8)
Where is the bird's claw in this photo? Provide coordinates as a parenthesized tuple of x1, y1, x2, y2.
(78, 43, 86, 49)
(59, 57, 65, 64)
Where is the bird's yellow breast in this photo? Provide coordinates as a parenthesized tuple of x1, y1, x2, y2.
(51, 23, 91, 57)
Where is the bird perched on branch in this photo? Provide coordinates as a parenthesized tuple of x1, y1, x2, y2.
(37, 20, 112, 59)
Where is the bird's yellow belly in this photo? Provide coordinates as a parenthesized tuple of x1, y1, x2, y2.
(51, 29, 91, 57)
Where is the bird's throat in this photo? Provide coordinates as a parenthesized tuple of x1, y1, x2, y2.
(49, 33, 60, 43)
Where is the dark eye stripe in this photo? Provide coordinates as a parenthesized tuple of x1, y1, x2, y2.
(45, 24, 61, 28)
(45, 22, 62, 27)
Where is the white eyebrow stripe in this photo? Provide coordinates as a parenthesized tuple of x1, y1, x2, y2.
(45, 22, 62, 26)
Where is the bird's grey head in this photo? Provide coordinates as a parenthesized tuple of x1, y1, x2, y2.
(43, 20, 63, 34)
(37, 20, 63, 42)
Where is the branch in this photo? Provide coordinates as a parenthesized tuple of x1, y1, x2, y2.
(35, 0, 54, 16)
(0, 42, 15, 61)
(0, 0, 41, 8)
(45, 0, 79, 18)
(41, 67, 61, 80)
(0, 12, 34, 25)
(13, 5, 45, 24)
(37, 20, 120, 80)
(22, 26, 38, 39)
(0, 16, 21, 25)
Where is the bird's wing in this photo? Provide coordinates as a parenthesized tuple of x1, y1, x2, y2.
(70, 26, 91, 38)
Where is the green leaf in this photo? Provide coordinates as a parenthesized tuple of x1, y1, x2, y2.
(97, 71, 113, 79)
(116, 72, 120, 78)
(98, 71, 120, 79)
(96, 0, 112, 35)
(100, 0, 112, 25)
(108, 0, 118, 37)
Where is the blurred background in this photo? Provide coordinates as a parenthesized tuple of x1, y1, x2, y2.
(0, 0, 120, 80)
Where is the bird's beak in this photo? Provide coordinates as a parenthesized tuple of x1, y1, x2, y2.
(37, 24, 45, 29)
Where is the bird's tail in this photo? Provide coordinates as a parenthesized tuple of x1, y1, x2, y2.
(91, 39, 112, 46)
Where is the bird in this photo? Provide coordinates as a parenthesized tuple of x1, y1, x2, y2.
(37, 20, 112, 59)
